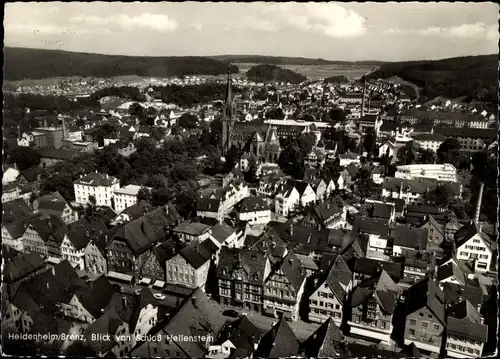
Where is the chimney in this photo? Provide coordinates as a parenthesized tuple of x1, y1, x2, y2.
(474, 182, 484, 224)
(43, 118, 48, 127)
(289, 224, 293, 237)
(192, 296, 198, 308)
(122, 297, 128, 307)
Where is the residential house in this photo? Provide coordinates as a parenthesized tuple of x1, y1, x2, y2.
(253, 318, 300, 358)
(263, 251, 306, 321)
(23, 215, 68, 262)
(348, 270, 399, 345)
(413, 133, 447, 152)
(303, 171, 328, 202)
(301, 198, 347, 230)
(454, 222, 493, 273)
(84, 228, 116, 279)
(33, 191, 79, 224)
(217, 247, 271, 313)
(420, 215, 445, 249)
(209, 221, 244, 248)
(74, 172, 120, 208)
(2, 199, 39, 251)
(286, 179, 316, 208)
(106, 205, 181, 277)
(395, 163, 458, 183)
(353, 217, 391, 258)
(437, 262, 468, 290)
(309, 255, 352, 326)
(382, 177, 435, 205)
(372, 202, 396, 223)
(404, 277, 446, 355)
(274, 183, 300, 217)
(371, 166, 385, 184)
(61, 218, 108, 271)
(433, 127, 496, 153)
(140, 239, 179, 282)
(207, 316, 263, 359)
(445, 300, 488, 358)
(113, 185, 152, 213)
(110, 201, 158, 226)
(304, 148, 326, 168)
(392, 226, 429, 256)
(234, 196, 271, 225)
(165, 239, 217, 291)
(352, 258, 403, 287)
(131, 288, 227, 358)
(197, 198, 224, 222)
(173, 221, 212, 243)
(301, 317, 348, 357)
(401, 249, 433, 286)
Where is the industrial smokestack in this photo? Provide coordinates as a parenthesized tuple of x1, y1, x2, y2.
(474, 182, 484, 224)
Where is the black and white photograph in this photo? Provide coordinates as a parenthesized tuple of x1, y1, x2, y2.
(2, 1, 498, 358)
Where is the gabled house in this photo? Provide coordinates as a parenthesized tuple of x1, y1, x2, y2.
(173, 221, 212, 243)
(84, 228, 116, 279)
(300, 198, 347, 230)
(62, 218, 108, 271)
(353, 217, 391, 258)
(140, 239, 179, 282)
(404, 277, 446, 355)
(454, 221, 494, 273)
(217, 247, 271, 313)
(165, 239, 217, 291)
(301, 317, 347, 357)
(263, 250, 306, 322)
(131, 288, 227, 358)
(207, 316, 263, 359)
(304, 148, 326, 168)
(420, 214, 445, 249)
(253, 318, 300, 358)
(106, 205, 180, 278)
(286, 179, 316, 208)
(309, 255, 352, 326)
(23, 215, 68, 262)
(34, 191, 79, 224)
(437, 262, 468, 290)
(197, 198, 224, 222)
(445, 300, 488, 358)
(274, 183, 300, 217)
(348, 270, 399, 345)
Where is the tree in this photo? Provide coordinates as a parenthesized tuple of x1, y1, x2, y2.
(137, 187, 152, 203)
(437, 138, 461, 164)
(397, 142, 416, 165)
(418, 148, 437, 164)
(40, 172, 75, 200)
(128, 102, 145, 118)
(266, 107, 285, 120)
(244, 156, 258, 183)
(425, 184, 456, 208)
(8, 146, 41, 170)
(225, 145, 241, 171)
(174, 189, 198, 219)
(178, 112, 199, 129)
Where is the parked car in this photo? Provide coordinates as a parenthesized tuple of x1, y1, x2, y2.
(223, 309, 240, 318)
(153, 293, 166, 300)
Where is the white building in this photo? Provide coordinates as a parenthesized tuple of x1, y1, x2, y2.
(412, 133, 447, 152)
(274, 184, 300, 217)
(234, 196, 271, 225)
(74, 172, 120, 208)
(113, 185, 151, 213)
(395, 164, 458, 183)
(455, 222, 493, 273)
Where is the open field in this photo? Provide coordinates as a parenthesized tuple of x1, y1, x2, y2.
(236, 62, 375, 81)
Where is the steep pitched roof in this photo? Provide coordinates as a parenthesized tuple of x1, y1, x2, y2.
(405, 276, 446, 325)
(30, 215, 68, 246)
(162, 288, 227, 358)
(447, 300, 488, 342)
(442, 282, 484, 309)
(350, 270, 399, 315)
(35, 191, 69, 213)
(2, 198, 31, 224)
(234, 196, 270, 213)
(437, 262, 466, 285)
(273, 251, 305, 291)
(67, 218, 108, 251)
(254, 318, 300, 358)
(216, 316, 263, 358)
(302, 317, 346, 357)
(4, 251, 45, 283)
(217, 247, 269, 285)
(209, 222, 235, 245)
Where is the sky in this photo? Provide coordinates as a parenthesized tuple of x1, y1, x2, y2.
(4, 2, 499, 61)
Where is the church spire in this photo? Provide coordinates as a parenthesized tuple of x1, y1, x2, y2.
(224, 64, 233, 118)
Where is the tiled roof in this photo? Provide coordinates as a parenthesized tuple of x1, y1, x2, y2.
(353, 217, 390, 238)
(31, 215, 68, 246)
(217, 247, 269, 285)
(2, 198, 31, 224)
(301, 317, 346, 357)
(442, 282, 483, 309)
(234, 196, 270, 213)
(74, 172, 119, 187)
(35, 191, 68, 212)
(4, 251, 45, 283)
(353, 257, 403, 282)
(393, 226, 428, 250)
(254, 318, 300, 358)
(447, 300, 487, 342)
(405, 276, 446, 325)
(372, 202, 393, 219)
(173, 221, 211, 236)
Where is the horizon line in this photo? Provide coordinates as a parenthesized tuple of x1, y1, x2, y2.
(5, 45, 497, 64)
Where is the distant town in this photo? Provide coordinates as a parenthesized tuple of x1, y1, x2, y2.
(2, 49, 498, 359)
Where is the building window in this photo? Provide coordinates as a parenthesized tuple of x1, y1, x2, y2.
(433, 324, 439, 331)
(422, 321, 428, 329)
(409, 319, 416, 325)
(409, 329, 415, 336)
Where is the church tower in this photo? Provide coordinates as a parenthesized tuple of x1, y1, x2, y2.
(222, 64, 236, 155)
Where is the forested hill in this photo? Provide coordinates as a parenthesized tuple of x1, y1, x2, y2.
(246, 64, 307, 84)
(364, 54, 498, 103)
(4, 47, 239, 81)
(210, 55, 386, 66)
